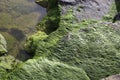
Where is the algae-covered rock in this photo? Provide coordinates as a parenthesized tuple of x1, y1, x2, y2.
(25, 0, 120, 80)
(0, 34, 7, 55)
(25, 31, 48, 55)
(1, 0, 120, 80)
(0, 67, 7, 80)
(47, 21, 120, 80)
(0, 55, 21, 79)
(8, 59, 90, 80)
(0, 55, 20, 69)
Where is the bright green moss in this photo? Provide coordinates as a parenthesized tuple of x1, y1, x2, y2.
(25, 31, 48, 55)
(48, 21, 120, 80)
(7, 59, 90, 80)
(27, 5, 76, 58)
(7, 0, 120, 80)
(0, 55, 21, 80)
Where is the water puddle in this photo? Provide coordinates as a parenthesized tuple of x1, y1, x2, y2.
(0, 0, 46, 61)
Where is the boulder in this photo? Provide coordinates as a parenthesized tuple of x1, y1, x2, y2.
(8, 59, 90, 80)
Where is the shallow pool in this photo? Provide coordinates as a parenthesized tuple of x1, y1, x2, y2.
(0, 0, 46, 61)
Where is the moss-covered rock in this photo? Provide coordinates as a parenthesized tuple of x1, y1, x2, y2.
(47, 21, 120, 80)
(25, 0, 120, 79)
(0, 55, 21, 79)
(25, 31, 48, 55)
(0, 34, 7, 55)
(0, 55, 20, 69)
(1, 0, 120, 80)
(24, 0, 120, 80)
(7, 59, 90, 80)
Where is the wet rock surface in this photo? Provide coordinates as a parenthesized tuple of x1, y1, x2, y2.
(0, 0, 46, 61)
(61, 0, 113, 21)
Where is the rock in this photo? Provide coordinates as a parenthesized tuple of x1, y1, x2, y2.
(8, 59, 90, 80)
(4, 0, 120, 80)
(0, 34, 7, 55)
(59, 0, 77, 5)
(0, 55, 21, 69)
(0, 55, 21, 79)
(101, 74, 120, 80)
(74, 0, 113, 21)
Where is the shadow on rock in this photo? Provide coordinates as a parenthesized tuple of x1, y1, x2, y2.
(8, 28, 25, 41)
(115, 0, 120, 12)
(16, 49, 33, 61)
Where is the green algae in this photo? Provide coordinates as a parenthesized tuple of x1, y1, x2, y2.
(48, 21, 120, 79)
(25, 0, 120, 79)
(0, 0, 120, 80)
(25, 31, 48, 55)
(0, 55, 22, 80)
(7, 59, 90, 80)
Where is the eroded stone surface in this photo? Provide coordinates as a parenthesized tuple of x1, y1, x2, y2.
(102, 74, 120, 80)
(60, 0, 113, 21)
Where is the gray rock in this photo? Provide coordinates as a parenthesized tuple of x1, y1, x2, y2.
(101, 74, 120, 80)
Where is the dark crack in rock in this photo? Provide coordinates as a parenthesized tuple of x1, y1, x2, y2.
(59, 0, 77, 5)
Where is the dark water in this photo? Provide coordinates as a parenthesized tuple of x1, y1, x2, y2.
(0, 0, 46, 61)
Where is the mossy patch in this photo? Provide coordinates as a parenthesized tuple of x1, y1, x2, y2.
(2, 0, 120, 80)
(7, 59, 90, 80)
(25, 31, 48, 55)
(0, 55, 21, 79)
(47, 21, 120, 80)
